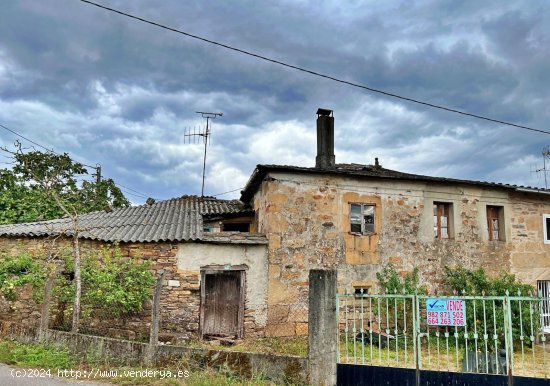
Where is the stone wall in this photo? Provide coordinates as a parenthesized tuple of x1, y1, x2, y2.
(508, 191, 550, 285)
(3, 328, 308, 385)
(0, 235, 267, 342)
(253, 172, 550, 329)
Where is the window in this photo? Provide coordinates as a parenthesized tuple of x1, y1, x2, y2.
(544, 215, 550, 245)
(354, 286, 370, 297)
(222, 222, 250, 232)
(538, 280, 550, 333)
(433, 203, 451, 239)
(350, 203, 375, 235)
(487, 206, 504, 241)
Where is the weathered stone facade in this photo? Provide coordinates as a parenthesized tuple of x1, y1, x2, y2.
(0, 235, 268, 342)
(251, 171, 550, 328)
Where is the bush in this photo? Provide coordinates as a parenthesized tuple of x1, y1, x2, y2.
(52, 246, 155, 328)
(442, 266, 534, 296)
(0, 253, 46, 302)
(443, 266, 537, 346)
(376, 263, 427, 294)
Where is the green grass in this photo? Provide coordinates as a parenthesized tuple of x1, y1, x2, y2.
(0, 340, 74, 368)
(0, 339, 293, 385)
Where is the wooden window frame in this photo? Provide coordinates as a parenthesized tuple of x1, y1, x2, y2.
(349, 203, 376, 235)
(487, 206, 504, 241)
(433, 202, 452, 239)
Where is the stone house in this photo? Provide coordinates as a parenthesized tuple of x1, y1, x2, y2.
(1, 108, 549, 339)
(0, 195, 268, 342)
(239, 108, 550, 333)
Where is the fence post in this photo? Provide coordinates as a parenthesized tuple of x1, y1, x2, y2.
(146, 269, 165, 365)
(308, 269, 337, 386)
(38, 262, 61, 342)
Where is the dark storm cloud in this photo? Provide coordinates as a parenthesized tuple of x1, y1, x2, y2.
(0, 0, 549, 202)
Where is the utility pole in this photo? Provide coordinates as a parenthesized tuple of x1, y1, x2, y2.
(184, 112, 223, 196)
(95, 164, 102, 184)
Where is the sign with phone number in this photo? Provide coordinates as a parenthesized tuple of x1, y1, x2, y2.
(426, 299, 466, 326)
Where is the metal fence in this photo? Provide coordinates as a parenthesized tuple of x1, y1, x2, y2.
(337, 291, 550, 379)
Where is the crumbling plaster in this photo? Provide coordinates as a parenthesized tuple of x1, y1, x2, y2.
(176, 243, 268, 329)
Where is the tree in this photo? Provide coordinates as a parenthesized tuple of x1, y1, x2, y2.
(0, 144, 130, 332)
(0, 150, 129, 224)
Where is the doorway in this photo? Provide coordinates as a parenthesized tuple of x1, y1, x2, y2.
(200, 266, 246, 339)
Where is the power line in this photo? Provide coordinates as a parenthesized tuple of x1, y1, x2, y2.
(115, 183, 151, 199)
(0, 123, 57, 153)
(0, 122, 155, 200)
(212, 187, 244, 197)
(0, 123, 98, 169)
(78, 0, 550, 136)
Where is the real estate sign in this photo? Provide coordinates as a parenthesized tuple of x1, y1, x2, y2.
(426, 298, 466, 326)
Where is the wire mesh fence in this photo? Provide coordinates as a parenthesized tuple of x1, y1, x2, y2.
(338, 290, 550, 379)
(38, 270, 310, 357)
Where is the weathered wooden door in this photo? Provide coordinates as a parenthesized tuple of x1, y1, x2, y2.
(200, 270, 244, 338)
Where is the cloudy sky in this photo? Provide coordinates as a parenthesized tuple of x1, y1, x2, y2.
(1, 0, 549, 203)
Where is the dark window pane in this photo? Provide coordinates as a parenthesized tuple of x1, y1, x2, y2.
(364, 222, 375, 233)
(350, 223, 362, 233)
(546, 218, 550, 241)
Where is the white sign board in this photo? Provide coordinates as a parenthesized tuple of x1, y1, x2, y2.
(426, 298, 466, 326)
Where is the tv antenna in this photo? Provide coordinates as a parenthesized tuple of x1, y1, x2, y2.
(184, 111, 223, 196)
(534, 146, 550, 189)
(531, 146, 550, 189)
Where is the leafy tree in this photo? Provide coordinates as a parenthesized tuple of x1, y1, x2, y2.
(0, 150, 129, 224)
(0, 144, 130, 332)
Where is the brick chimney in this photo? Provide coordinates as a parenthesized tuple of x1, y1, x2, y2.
(315, 108, 335, 169)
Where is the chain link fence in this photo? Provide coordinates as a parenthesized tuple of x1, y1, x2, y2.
(33, 266, 310, 357)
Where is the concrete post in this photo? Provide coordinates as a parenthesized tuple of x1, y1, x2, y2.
(39, 263, 61, 342)
(308, 269, 337, 386)
(145, 270, 165, 365)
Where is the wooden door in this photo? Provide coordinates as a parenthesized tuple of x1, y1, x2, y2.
(200, 270, 244, 338)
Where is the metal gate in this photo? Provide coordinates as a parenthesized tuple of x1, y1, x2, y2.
(337, 291, 550, 385)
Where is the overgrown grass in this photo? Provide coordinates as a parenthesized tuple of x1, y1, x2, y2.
(0, 339, 291, 385)
(188, 337, 308, 358)
(0, 340, 74, 368)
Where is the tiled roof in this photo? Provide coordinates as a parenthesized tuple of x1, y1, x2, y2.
(0, 195, 259, 243)
(240, 163, 550, 202)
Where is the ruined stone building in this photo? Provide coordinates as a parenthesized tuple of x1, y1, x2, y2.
(0, 108, 549, 339)
(239, 108, 550, 334)
(0, 196, 268, 341)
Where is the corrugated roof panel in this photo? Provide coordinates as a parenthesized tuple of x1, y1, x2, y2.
(0, 195, 253, 243)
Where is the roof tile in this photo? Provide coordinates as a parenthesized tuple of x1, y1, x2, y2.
(0, 195, 258, 243)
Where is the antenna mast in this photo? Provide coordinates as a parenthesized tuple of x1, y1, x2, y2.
(185, 112, 223, 196)
(534, 146, 550, 189)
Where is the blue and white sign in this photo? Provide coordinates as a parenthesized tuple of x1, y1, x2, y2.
(426, 298, 466, 326)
